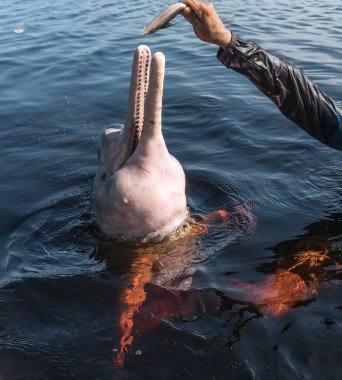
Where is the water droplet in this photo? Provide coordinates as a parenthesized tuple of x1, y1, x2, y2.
(135, 349, 142, 356)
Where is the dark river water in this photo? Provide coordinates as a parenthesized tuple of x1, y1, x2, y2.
(1, 0, 341, 379)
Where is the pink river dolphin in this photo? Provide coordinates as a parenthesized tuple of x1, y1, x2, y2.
(92, 45, 189, 242)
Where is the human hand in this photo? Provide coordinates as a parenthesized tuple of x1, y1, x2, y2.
(182, 0, 231, 49)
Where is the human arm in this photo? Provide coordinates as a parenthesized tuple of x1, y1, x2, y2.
(182, 0, 342, 150)
(217, 33, 342, 150)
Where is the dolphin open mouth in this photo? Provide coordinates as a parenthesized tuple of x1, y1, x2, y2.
(124, 45, 165, 161)
(126, 45, 151, 156)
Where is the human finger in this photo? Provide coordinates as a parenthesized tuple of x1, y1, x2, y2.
(182, 7, 196, 24)
(200, 2, 215, 16)
(183, 0, 203, 18)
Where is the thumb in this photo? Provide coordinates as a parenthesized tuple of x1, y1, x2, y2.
(182, 7, 196, 24)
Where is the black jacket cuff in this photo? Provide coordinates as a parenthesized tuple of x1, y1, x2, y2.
(217, 31, 238, 67)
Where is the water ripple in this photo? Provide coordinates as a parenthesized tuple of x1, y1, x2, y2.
(1, 0, 342, 378)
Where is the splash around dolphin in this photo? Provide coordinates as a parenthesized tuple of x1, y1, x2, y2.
(92, 45, 190, 242)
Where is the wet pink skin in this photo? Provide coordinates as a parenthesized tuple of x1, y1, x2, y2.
(92, 45, 187, 240)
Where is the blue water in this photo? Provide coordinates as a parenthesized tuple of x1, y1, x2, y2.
(1, 0, 341, 379)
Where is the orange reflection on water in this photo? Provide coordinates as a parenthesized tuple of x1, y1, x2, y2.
(255, 269, 316, 316)
(233, 248, 335, 317)
(113, 252, 155, 366)
(232, 269, 313, 317)
(290, 249, 330, 271)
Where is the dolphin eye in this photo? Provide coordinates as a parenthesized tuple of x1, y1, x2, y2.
(97, 146, 101, 160)
(101, 170, 107, 180)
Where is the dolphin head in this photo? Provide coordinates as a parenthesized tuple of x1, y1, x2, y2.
(93, 45, 188, 242)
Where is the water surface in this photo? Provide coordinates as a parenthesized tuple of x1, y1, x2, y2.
(1, 0, 341, 379)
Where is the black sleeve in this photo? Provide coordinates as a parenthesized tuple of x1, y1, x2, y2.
(217, 32, 342, 150)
